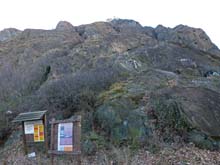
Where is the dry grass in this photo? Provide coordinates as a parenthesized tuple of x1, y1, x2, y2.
(1, 140, 220, 165)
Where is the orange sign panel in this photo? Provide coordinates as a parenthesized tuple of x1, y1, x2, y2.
(34, 124, 45, 142)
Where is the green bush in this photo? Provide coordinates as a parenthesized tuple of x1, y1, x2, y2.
(150, 98, 191, 142)
(82, 131, 108, 155)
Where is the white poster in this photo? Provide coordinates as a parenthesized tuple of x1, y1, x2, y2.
(24, 120, 43, 134)
(58, 123, 73, 152)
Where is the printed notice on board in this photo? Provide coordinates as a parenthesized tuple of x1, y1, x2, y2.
(58, 123, 73, 152)
(34, 124, 45, 142)
(24, 123, 34, 134)
(24, 120, 42, 134)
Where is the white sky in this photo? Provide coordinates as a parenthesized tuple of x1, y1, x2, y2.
(0, 0, 220, 47)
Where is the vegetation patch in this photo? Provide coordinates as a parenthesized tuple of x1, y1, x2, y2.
(98, 82, 127, 103)
(149, 97, 191, 143)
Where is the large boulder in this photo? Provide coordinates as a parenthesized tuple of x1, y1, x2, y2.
(56, 21, 75, 32)
(95, 100, 149, 145)
(94, 82, 150, 145)
(156, 87, 220, 137)
(0, 28, 21, 41)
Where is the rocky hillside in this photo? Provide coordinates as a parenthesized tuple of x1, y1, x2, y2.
(1, 19, 220, 156)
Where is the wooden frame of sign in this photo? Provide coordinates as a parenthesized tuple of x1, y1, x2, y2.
(12, 111, 48, 155)
(48, 116, 81, 165)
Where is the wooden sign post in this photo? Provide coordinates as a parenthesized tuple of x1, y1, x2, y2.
(12, 111, 48, 155)
(48, 116, 81, 165)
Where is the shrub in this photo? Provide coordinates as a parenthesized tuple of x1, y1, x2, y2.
(149, 98, 191, 143)
(19, 65, 125, 119)
(0, 62, 51, 113)
(0, 111, 11, 145)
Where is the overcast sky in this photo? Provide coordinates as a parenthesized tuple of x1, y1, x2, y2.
(1, 0, 220, 47)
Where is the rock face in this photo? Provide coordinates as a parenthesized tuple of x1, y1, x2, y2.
(1, 19, 220, 150)
(0, 28, 21, 41)
(56, 21, 75, 32)
(155, 87, 220, 137)
(174, 87, 220, 137)
(155, 24, 219, 53)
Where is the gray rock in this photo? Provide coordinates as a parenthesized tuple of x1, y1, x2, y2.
(56, 21, 75, 32)
(0, 28, 21, 41)
(155, 24, 219, 53)
(158, 87, 220, 137)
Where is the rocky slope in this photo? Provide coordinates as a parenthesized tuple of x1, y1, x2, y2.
(1, 19, 220, 155)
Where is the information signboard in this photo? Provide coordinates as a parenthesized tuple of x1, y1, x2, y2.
(58, 123, 73, 151)
(12, 111, 48, 155)
(48, 116, 81, 165)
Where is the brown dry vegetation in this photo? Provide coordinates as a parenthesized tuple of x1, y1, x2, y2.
(1, 139, 220, 165)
